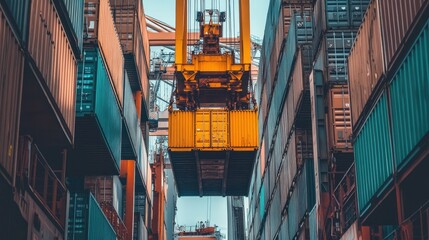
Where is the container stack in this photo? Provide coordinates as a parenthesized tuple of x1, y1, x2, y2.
(66, 0, 153, 239)
(0, 0, 83, 239)
(349, 0, 429, 237)
(0, 0, 83, 238)
(247, 0, 317, 239)
(247, 0, 371, 239)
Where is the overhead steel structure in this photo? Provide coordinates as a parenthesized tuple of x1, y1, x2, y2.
(168, 0, 258, 197)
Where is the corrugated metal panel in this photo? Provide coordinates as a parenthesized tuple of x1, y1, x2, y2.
(310, 70, 329, 163)
(28, 0, 77, 142)
(340, 221, 359, 240)
(74, 48, 122, 172)
(328, 85, 352, 150)
(0, 11, 24, 183)
(389, 20, 429, 169)
(68, 192, 116, 240)
(354, 92, 393, 214)
(123, 72, 138, 158)
(295, 12, 313, 45)
(348, 0, 384, 126)
(270, 188, 281, 237)
(61, 0, 84, 51)
(168, 111, 194, 148)
(88, 193, 116, 239)
(169, 110, 258, 150)
(98, 0, 124, 107)
(2, 0, 29, 42)
(326, 0, 350, 28)
(279, 219, 290, 240)
(326, 0, 370, 29)
(292, 49, 304, 112)
(286, 132, 297, 194)
(288, 163, 307, 238)
(326, 30, 356, 82)
(313, 0, 326, 51)
(379, 0, 427, 70)
(230, 110, 258, 148)
(309, 206, 317, 240)
(350, 0, 371, 27)
(85, 0, 124, 108)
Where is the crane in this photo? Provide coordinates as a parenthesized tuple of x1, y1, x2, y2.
(167, 0, 258, 197)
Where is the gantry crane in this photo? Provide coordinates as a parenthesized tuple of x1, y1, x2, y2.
(174, 0, 253, 110)
(167, 0, 258, 197)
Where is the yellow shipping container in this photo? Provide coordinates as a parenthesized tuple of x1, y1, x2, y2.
(168, 109, 258, 151)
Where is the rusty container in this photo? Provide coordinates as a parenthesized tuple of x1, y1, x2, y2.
(84, 0, 124, 108)
(111, 0, 150, 117)
(348, 0, 384, 127)
(27, 0, 77, 143)
(379, 0, 428, 70)
(328, 85, 352, 151)
(0, 9, 24, 185)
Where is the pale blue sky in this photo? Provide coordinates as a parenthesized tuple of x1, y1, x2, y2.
(142, 0, 269, 237)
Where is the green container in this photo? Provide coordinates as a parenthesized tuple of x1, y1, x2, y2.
(354, 92, 393, 214)
(76, 48, 122, 170)
(390, 19, 429, 169)
(68, 192, 116, 240)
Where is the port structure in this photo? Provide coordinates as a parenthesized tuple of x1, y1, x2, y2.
(169, 0, 258, 197)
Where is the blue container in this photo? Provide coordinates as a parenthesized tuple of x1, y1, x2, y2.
(326, 30, 357, 82)
(68, 192, 116, 240)
(2, 0, 29, 43)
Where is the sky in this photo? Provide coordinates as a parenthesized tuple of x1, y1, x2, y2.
(142, 0, 269, 238)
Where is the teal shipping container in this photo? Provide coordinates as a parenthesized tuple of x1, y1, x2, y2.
(390, 19, 429, 170)
(70, 48, 122, 175)
(354, 92, 393, 214)
(58, 0, 84, 53)
(2, 0, 29, 43)
(68, 192, 116, 240)
(122, 72, 138, 160)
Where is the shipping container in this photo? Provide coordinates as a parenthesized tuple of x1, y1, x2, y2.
(68, 192, 116, 240)
(70, 47, 122, 175)
(17, 191, 65, 239)
(28, 0, 77, 143)
(389, 19, 429, 169)
(17, 136, 68, 227)
(1, 0, 29, 42)
(309, 70, 329, 162)
(326, 30, 357, 83)
(85, 0, 124, 108)
(328, 85, 352, 151)
(112, 0, 150, 101)
(354, 92, 393, 214)
(122, 72, 138, 159)
(84, 175, 123, 215)
(58, 0, 84, 53)
(309, 206, 317, 240)
(0, 10, 24, 184)
(169, 110, 258, 150)
(379, 0, 428, 70)
(287, 160, 308, 238)
(348, 0, 384, 126)
(325, 0, 370, 29)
